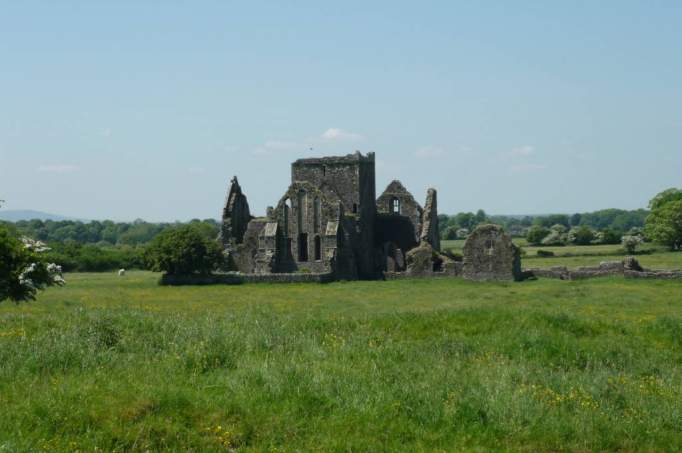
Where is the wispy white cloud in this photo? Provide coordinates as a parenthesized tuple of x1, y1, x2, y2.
(37, 164, 79, 174)
(509, 145, 534, 157)
(415, 146, 445, 158)
(320, 128, 363, 142)
(253, 128, 364, 156)
(253, 139, 304, 155)
(509, 163, 547, 173)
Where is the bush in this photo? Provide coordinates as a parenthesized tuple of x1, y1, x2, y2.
(44, 243, 145, 272)
(621, 235, 644, 254)
(568, 226, 595, 245)
(600, 228, 622, 245)
(526, 226, 550, 246)
(442, 226, 458, 240)
(144, 225, 224, 275)
(541, 229, 567, 246)
(0, 225, 64, 303)
(536, 250, 555, 257)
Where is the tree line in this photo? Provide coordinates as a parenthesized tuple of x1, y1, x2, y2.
(5, 218, 219, 246)
(439, 208, 649, 240)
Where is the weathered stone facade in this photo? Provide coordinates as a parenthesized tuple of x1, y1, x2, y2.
(219, 177, 251, 248)
(221, 152, 444, 281)
(420, 188, 440, 252)
(462, 224, 522, 281)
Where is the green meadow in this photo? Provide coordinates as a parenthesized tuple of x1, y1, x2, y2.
(2, 272, 682, 451)
(442, 239, 682, 270)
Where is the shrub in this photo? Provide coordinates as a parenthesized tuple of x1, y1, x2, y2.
(442, 226, 458, 240)
(44, 243, 145, 272)
(526, 226, 550, 246)
(0, 224, 64, 303)
(541, 228, 567, 246)
(144, 225, 224, 275)
(536, 250, 555, 257)
(621, 235, 644, 254)
(568, 226, 594, 245)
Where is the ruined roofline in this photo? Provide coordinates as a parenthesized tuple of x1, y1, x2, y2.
(291, 151, 375, 166)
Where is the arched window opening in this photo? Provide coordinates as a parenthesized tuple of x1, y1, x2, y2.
(284, 198, 291, 236)
(313, 197, 321, 233)
(314, 235, 322, 261)
(297, 190, 306, 231)
(390, 197, 401, 215)
(298, 233, 309, 262)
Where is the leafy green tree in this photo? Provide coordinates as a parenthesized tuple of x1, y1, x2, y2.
(533, 214, 570, 228)
(144, 225, 224, 275)
(568, 226, 595, 245)
(541, 226, 568, 246)
(526, 225, 550, 245)
(0, 224, 64, 303)
(474, 209, 487, 225)
(648, 188, 682, 211)
(570, 213, 582, 227)
(645, 199, 682, 250)
(441, 226, 458, 240)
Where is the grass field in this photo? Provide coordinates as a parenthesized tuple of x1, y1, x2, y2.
(2, 272, 682, 451)
(441, 239, 682, 270)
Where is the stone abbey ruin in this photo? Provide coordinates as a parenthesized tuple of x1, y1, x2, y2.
(185, 150, 682, 285)
(219, 151, 522, 282)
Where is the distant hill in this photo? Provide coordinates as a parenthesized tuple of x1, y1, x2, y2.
(0, 210, 85, 222)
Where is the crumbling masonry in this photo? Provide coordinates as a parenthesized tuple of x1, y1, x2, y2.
(220, 152, 453, 280)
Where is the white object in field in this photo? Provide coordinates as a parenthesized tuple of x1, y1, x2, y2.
(118, 269, 126, 276)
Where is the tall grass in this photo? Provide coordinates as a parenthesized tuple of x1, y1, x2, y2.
(1, 273, 681, 451)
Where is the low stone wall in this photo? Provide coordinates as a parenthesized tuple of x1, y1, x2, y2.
(525, 258, 682, 281)
(242, 272, 335, 284)
(160, 272, 335, 286)
(624, 270, 682, 279)
(524, 262, 626, 280)
(384, 270, 457, 280)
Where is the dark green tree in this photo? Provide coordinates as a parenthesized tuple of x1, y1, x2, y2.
(645, 199, 682, 250)
(144, 225, 224, 275)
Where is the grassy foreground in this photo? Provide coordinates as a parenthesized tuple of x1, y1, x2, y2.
(1, 273, 682, 451)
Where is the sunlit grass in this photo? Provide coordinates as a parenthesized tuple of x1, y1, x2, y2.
(1, 272, 682, 451)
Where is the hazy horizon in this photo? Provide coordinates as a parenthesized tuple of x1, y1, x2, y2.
(2, 2, 680, 221)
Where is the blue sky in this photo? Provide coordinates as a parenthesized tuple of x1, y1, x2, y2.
(1, 1, 680, 221)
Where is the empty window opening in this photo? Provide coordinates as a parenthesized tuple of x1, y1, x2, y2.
(284, 198, 291, 236)
(391, 197, 401, 214)
(314, 235, 322, 261)
(485, 239, 495, 256)
(298, 233, 309, 262)
(314, 197, 321, 233)
(352, 203, 358, 214)
(297, 190, 306, 231)
(322, 165, 326, 176)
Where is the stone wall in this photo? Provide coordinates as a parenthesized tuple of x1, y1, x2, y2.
(524, 257, 682, 280)
(160, 272, 336, 286)
(376, 180, 422, 240)
(220, 176, 251, 247)
(231, 218, 267, 273)
(462, 224, 521, 281)
(290, 151, 376, 279)
(419, 188, 440, 252)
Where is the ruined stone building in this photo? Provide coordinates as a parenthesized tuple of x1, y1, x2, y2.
(220, 151, 445, 280)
